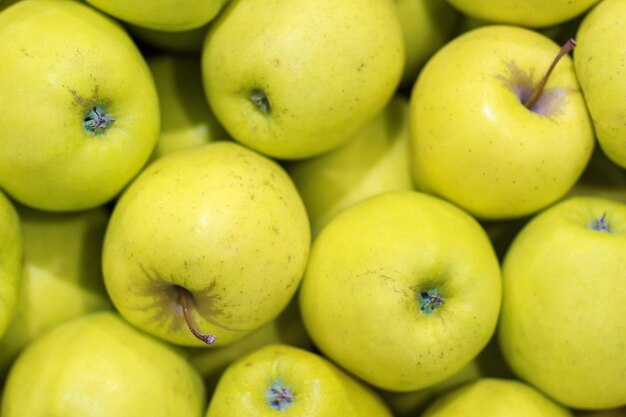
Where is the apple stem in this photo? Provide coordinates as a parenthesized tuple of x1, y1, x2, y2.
(83, 105, 114, 134)
(179, 289, 217, 345)
(523, 38, 576, 111)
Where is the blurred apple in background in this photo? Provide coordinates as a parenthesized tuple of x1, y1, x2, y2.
(1, 312, 206, 417)
(287, 96, 413, 236)
(0, 191, 21, 341)
(499, 196, 626, 409)
(410, 25, 594, 220)
(0, 204, 113, 377)
(575, 0, 626, 168)
(147, 55, 230, 162)
(205, 344, 393, 417)
(202, 0, 404, 159)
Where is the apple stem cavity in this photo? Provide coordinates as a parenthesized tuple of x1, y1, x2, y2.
(266, 382, 294, 411)
(523, 38, 576, 111)
(419, 288, 444, 314)
(590, 212, 611, 233)
(83, 105, 115, 134)
(178, 287, 217, 345)
(249, 88, 271, 114)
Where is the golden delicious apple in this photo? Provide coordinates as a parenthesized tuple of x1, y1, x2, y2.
(1, 311, 206, 417)
(205, 344, 393, 417)
(575, 0, 626, 168)
(147, 55, 230, 161)
(410, 25, 594, 219)
(422, 378, 573, 417)
(287, 96, 414, 236)
(102, 141, 310, 347)
(202, 0, 404, 159)
(300, 191, 502, 391)
(0, 0, 159, 211)
(500, 196, 626, 409)
(0, 191, 21, 340)
(0, 204, 112, 376)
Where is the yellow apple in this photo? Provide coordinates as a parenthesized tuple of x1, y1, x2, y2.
(300, 191, 502, 391)
(0, 0, 159, 211)
(0, 191, 21, 340)
(202, 0, 404, 159)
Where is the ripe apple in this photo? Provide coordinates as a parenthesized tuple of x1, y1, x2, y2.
(1, 311, 206, 417)
(201, 0, 404, 159)
(422, 378, 573, 417)
(0, 0, 159, 211)
(409, 25, 594, 220)
(446, 0, 600, 27)
(574, 0, 626, 168)
(0, 204, 112, 376)
(0, 190, 21, 340)
(205, 344, 393, 417)
(299, 191, 502, 391)
(287, 96, 413, 235)
(499, 196, 626, 409)
(84, 0, 230, 31)
(147, 55, 230, 161)
(102, 141, 310, 347)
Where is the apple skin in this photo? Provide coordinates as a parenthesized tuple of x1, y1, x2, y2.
(84, 0, 230, 31)
(146, 55, 230, 162)
(205, 344, 393, 417)
(422, 378, 573, 417)
(446, 0, 600, 28)
(499, 196, 626, 409)
(102, 141, 310, 347)
(201, 0, 404, 159)
(409, 25, 594, 220)
(0, 204, 113, 377)
(1, 311, 206, 417)
(0, 191, 21, 341)
(299, 191, 502, 392)
(574, 0, 626, 168)
(0, 0, 159, 211)
(287, 96, 414, 236)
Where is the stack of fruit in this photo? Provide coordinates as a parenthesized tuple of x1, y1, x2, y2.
(0, 0, 624, 416)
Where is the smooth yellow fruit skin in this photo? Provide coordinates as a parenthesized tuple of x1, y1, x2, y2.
(446, 0, 600, 27)
(300, 191, 502, 391)
(499, 196, 626, 409)
(1, 312, 205, 417)
(422, 378, 572, 417)
(202, 0, 404, 159)
(0, 0, 159, 211)
(288, 96, 414, 236)
(147, 55, 230, 161)
(85, 0, 230, 31)
(575, 0, 626, 168)
(410, 25, 594, 220)
(0, 205, 112, 376)
(103, 141, 310, 346)
(206, 344, 393, 417)
(0, 191, 21, 340)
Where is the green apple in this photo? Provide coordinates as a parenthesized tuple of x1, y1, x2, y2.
(299, 191, 502, 391)
(0, 0, 159, 211)
(287, 96, 413, 236)
(422, 378, 573, 417)
(0, 191, 21, 340)
(147, 55, 230, 162)
(499, 196, 626, 409)
(446, 0, 600, 27)
(84, 0, 230, 31)
(575, 0, 626, 168)
(205, 344, 393, 417)
(395, 0, 459, 87)
(1, 311, 205, 417)
(0, 204, 112, 376)
(102, 141, 310, 347)
(127, 23, 209, 54)
(410, 25, 594, 220)
(201, 0, 404, 159)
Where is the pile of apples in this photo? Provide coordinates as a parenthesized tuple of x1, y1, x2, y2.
(0, 0, 624, 416)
